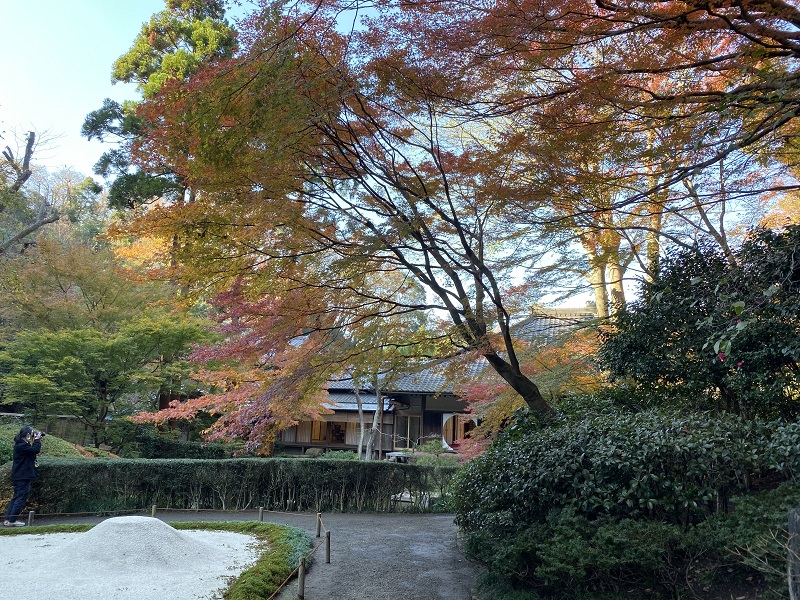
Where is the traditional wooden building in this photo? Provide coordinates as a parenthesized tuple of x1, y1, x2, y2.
(276, 305, 596, 456)
(276, 369, 476, 457)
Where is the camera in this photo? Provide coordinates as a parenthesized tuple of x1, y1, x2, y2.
(33, 430, 45, 438)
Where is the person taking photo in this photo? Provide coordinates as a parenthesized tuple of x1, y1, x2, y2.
(3, 425, 44, 527)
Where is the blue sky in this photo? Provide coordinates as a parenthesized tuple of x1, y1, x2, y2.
(0, 0, 195, 177)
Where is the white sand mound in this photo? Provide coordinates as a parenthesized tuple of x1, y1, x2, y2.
(0, 516, 262, 600)
(54, 515, 233, 569)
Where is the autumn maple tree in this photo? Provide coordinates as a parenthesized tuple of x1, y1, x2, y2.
(123, 11, 562, 426)
(101, 0, 800, 446)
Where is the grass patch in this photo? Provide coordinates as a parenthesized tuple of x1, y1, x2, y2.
(0, 424, 91, 464)
(0, 520, 312, 599)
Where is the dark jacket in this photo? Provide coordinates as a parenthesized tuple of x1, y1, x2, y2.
(10, 438, 41, 481)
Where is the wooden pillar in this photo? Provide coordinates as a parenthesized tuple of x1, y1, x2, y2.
(789, 509, 800, 600)
(326, 530, 331, 564)
(298, 557, 306, 600)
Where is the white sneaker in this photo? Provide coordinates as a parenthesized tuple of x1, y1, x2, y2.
(3, 520, 25, 527)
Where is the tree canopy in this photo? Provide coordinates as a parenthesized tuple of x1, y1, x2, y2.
(92, 0, 800, 443)
(82, 0, 237, 210)
(0, 131, 101, 254)
(0, 239, 214, 444)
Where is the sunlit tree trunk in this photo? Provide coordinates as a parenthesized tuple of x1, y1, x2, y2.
(607, 263, 626, 312)
(354, 387, 365, 459)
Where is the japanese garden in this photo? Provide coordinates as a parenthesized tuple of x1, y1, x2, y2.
(2, 0, 800, 598)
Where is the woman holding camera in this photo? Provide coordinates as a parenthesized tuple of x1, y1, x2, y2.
(3, 425, 44, 527)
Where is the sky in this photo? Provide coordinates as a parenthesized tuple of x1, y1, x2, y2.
(0, 0, 190, 178)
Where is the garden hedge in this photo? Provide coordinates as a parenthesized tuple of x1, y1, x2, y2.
(452, 406, 800, 598)
(0, 457, 459, 515)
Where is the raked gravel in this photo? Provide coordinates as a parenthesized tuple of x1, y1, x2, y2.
(0, 515, 262, 600)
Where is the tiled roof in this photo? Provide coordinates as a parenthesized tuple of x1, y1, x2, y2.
(324, 391, 390, 412)
(324, 307, 596, 397)
(327, 368, 455, 395)
(512, 308, 596, 344)
(327, 378, 360, 391)
(385, 370, 450, 394)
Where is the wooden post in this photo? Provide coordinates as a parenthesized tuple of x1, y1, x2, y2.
(326, 530, 331, 564)
(298, 557, 306, 600)
(151, 505, 157, 518)
(316, 512, 322, 538)
(789, 509, 800, 600)
(27, 511, 34, 526)
(258, 506, 264, 522)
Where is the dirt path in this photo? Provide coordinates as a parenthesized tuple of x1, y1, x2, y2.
(32, 510, 479, 600)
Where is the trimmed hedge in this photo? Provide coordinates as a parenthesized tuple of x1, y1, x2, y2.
(0, 457, 459, 514)
(453, 410, 796, 532)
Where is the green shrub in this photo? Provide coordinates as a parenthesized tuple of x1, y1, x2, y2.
(322, 450, 359, 461)
(0, 425, 15, 465)
(453, 410, 786, 532)
(0, 424, 87, 464)
(132, 429, 243, 459)
(453, 406, 796, 598)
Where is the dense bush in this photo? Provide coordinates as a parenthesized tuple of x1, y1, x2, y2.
(322, 450, 360, 461)
(132, 429, 241, 459)
(453, 406, 800, 598)
(597, 227, 800, 419)
(0, 457, 459, 515)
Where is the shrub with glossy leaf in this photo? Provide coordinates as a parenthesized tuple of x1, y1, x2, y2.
(452, 406, 800, 597)
(453, 410, 784, 531)
(597, 226, 800, 419)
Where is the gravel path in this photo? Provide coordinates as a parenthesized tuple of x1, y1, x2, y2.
(271, 512, 479, 600)
(23, 510, 480, 600)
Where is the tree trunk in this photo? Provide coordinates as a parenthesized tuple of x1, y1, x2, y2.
(607, 261, 627, 315)
(364, 402, 380, 461)
(588, 264, 610, 319)
(2, 131, 35, 195)
(354, 387, 365, 459)
(645, 209, 662, 280)
(580, 232, 610, 319)
(482, 352, 557, 422)
(375, 381, 385, 460)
